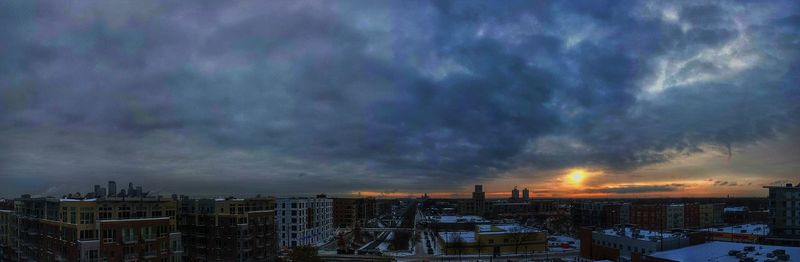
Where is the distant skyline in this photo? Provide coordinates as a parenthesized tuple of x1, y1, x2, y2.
(1, 1, 799, 198)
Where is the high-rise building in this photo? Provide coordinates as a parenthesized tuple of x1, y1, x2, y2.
(178, 196, 278, 261)
(108, 181, 116, 197)
(93, 185, 107, 198)
(469, 184, 486, 216)
(277, 196, 333, 248)
(764, 182, 800, 246)
(522, 188, 530, 201)
(511, 187, 520, 201)
(10, 194, 183, 262)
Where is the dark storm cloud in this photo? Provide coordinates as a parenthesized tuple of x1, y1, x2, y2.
(1, 0, 799, 195)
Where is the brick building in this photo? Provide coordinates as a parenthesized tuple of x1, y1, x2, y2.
(7, 195, 183, 262)
(178, 196, 278, 261)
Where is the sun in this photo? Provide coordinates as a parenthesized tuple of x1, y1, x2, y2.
(567, 169, 586, 185)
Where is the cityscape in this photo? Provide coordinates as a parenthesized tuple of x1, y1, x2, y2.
(1, 0, 800, 262)
(1, 182, 799, 261)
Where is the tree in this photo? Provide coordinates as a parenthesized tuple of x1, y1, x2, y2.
(449, 233, 466, 260)
(289, 245, 322, 262)
(509, 225, 530, 254)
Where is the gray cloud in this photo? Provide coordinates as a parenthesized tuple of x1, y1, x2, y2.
(584, 184, 687, 194)
(1, 0, 799, 196)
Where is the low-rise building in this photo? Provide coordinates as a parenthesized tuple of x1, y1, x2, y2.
(437, 224, 546, 256)
(643, 241, 798, 262)
(700, 223, 769, 243)
(427, 215, 489, 232)
(579, 226, 703, 262)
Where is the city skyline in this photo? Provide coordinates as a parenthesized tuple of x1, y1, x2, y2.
(1, 1, 799, 198)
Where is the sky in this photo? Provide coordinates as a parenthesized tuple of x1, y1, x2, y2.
(1, 0, 799, 198)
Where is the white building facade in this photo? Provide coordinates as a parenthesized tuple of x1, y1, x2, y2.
(277, 197, 334, 248)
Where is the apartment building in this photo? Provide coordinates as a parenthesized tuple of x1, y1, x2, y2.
(332, 197, 377, 228)
(277, 196, 333, 248)
(764, 183, 800, 246)
(9, 195, 182, 262)
(178, 196, 278, 261)
(698, 203, 724, 228)
(665, 204, 685, 230)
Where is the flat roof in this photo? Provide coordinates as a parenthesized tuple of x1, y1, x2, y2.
(648, 241, 800, 261)
(702, 224, 769, 236)
(477, 224, 541, 235)
(597, 227, 683, 242)
(438, 231, 477, 243)
(433, 215, 487, 223)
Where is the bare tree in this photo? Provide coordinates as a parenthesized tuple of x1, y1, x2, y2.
(509, 225, 530, 254)
(449, 233, 466, 260)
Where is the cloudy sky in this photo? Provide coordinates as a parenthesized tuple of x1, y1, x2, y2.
(1, 0, 798, 198)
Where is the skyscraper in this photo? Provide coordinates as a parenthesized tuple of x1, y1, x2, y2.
(523, 187, 530, 201)
(107, 180, 116, 197)
(511, 186, 520, 201)
(472, 184, 485, 215)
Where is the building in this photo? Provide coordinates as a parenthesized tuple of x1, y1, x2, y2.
(764, 183, 800, 246)
(643, 241, 798, 262)
(490, 202, 532, 220)
(603, 203, 630, 227)
(108, 181, 117, 197)
(332, 197, 377, 228)
(0, 209, 14, 261)
(579, 226, 702, 261)
(665, 204, 684, 230)
(522, 188, 530, 201)
(573, 202, 609, 227)
(9, 195, 183, 262)
(630, 204, 667, 231)
(511, 187, 519, 202)
(700, 223, 768, 243)
(459, 185, 487, 216)
(428, 215, 489, 232)
(698, 203, 724, 227)
(437, 224, 546, 256)
(683, 203, 700, 229)
(277, 196, 333, 248)
(178, 196, 278, 261)
(723, 206, 769, 224)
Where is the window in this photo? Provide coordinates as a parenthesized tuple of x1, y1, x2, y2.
(79, 230, 96, 240)
(102, 229, 116, 243)
(80, 208, 95, 224)
(123, 228, 136, 242)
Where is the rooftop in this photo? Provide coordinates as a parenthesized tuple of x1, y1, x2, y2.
(723, 206, 748, 212)
(702, 224, 769, 236)
(438, 231, 477, 243)
(477, 224, 541, 235)
(597, 227, 684, 242)
(648, 241, 799, 262)
(432, 215, 487, 223)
